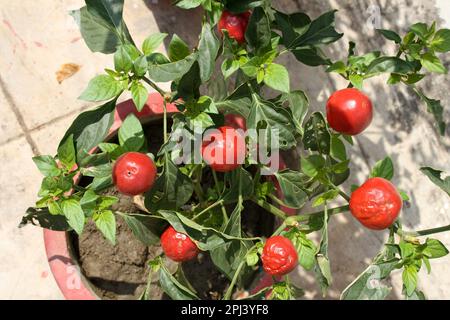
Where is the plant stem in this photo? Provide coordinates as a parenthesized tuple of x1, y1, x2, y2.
(192, 165, 205, 203)
(162, 99, 168, 144)
(397, 224, 450, 238)
(192, 200, 225, 221)
(142, 76, 166, 97)
(223, 259, 247, 300)
(288, 205, 350, 223)
(338, 190, 351, 202)
(251, 198, 288, 220)
(212, 170, 228, 223)
(273, 222, 287, 236)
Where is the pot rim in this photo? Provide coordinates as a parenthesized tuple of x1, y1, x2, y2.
(43, 93, 295, 300)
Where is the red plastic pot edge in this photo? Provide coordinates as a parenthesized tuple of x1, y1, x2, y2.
(43, 93, 295, 300)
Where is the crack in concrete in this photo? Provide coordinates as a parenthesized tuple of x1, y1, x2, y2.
(0, 74, 40, 155)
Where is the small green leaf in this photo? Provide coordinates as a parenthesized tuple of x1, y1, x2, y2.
(94, 210, 116, 244)
(133, 56, 148, 77)
(326, 61, 347, 75)
(61, 199, 85, 235)
(264, 63, 290, 93)
(302, 112, 331, 154)
(198, 22, 220, 83)
(245, 7, 272, 54)
(114, 45, 133, 73)
(221, 59, 240, 79)
(32, 155, 60, 177)
(420, 167, 450, 196)
(377, 29, 402, 43)
(118, 212, 163, 245)
(349, 74, 363, 90)
(168, 34, 190, 62)
(422, 238, 449, 259)
(366, 57, 414, 76)
(130, 82, 148, 112)
(147, 53, 198, 82)
(79, 75, 124, 102)
(431, 29, 450, 52)
(246, 252, 259, 267)
(57, 134, 76, 169)
(142, 33, 168, 55)
(402, 264, 418, 297)
(118, 113, 145, 152)
(301, 155, 325, 178)
(312, 189, 339, 207)
(159, 265, 199, 300)
(370, 157, 394, 180)
(413, 89, 446, 135)
(274, 170, 309, 209)
(330, 135, 347, 161)
(399, 190, 410, 201)
(420, 52, 447, 74)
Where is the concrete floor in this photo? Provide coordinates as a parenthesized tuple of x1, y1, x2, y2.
(0, 0, 449, 299)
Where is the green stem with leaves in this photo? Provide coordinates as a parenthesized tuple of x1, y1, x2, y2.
(397, 224, 450, 238)
(212, 170, 229, 223)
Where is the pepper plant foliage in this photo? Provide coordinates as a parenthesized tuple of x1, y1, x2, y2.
(20, 0, 450, 300)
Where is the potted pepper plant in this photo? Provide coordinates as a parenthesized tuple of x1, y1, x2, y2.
(20, 0, 450, 300)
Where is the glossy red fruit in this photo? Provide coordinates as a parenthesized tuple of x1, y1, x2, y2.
(218, 10, 251, 44)
(112, 152, 157, 196)
(261, 236, 298, 276)
(224, 113, 247, 131)
(201, 126, 246, 173)
(326, 88, 373, 135)
(350, 177, 403, 230)
(161, 226, 199, 262)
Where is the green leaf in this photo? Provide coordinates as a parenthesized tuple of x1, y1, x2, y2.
(133, 56, 148, 77)
(159, 265, 199, 300)
(264, 63, 290, 93)
(301, 155, 325, 178)
(94, 210, 116, 244)
(148, 53, 198, 82)
(284, 229, 317, 270)
(291, 48, 331, 66)
(118, 212, 163, 245)
(341, 259, 398, 300)
(85, 0, 125, 30)
(366, 57, 415, 76)
(174, 0, 204, 9)
(420, 167, 450, 196)
(118, 114, 145, 152)
(422, 238, 449, 259)
(431, 29, 450, 52)
(114, 45, 133, 72)
(349, 74, 364, 90)
(314, 211, 331, 297)
(245, 7, 271, 53)
(409, 22, 430, 40)
(370, 157, 394, 180)
(57, 134, 76, 170)
(413, 89, 446, 135)
(248, 96, 296, 150)
(130, 82, 148, 112)
(32, 155, 60, 177)
(327, 61, 347, 75)
(146, 157, 194, 210)
(79, 75, 124, 102)
(198, 22, 220, 83)
(377, 29, 402, 43)
(61, 199, 85, 235)
(274, 170, 309, 209)
(142, 33, 168, 55)
(291, 10, 343, 47)
(421, 52, 447, 74)
(176, 62, 201, 101)
(221, 59, 240, 79)
(302, 112, 331, 154)
(402, 265, 418, 297)
(280, 90, 309, 135)
(274, 11, 311, 47)
(330, 135, 347, 161)
(312, 189, 339, 207)
(80, 189, 98, 216)
(70, 7, 122, 54)
(168, 34, 190, 62)
(59, 99, 117, 163)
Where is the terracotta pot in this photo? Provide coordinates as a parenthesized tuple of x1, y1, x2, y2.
(43, 93, 295, 300)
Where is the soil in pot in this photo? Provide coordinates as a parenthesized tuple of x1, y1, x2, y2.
(69, 118, 276, 300)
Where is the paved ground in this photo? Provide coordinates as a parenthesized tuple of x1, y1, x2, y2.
(0, 0, 449, 299)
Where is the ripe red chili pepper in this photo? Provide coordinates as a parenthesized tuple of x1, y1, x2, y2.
(261, 236, 298, 276)
(160, 226, 199, 262)
(218, 10, 251, 44)
(326, 88, 373, 135)
(112, 152, 157, 196)
(350, 177, 403, 230)
(201, 126, 246, 173)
